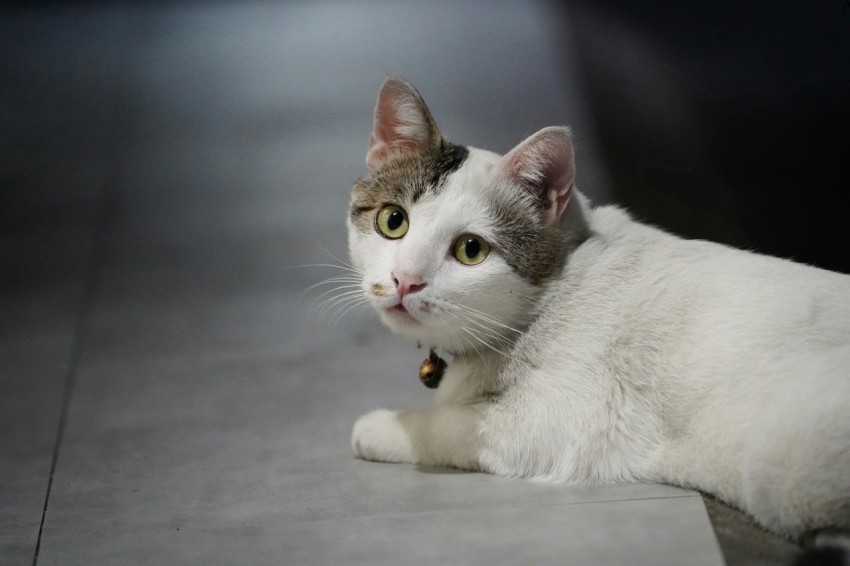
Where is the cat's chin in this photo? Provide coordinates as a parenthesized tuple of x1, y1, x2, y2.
(377, 307, 455, 349)
(382, 304, 422, 326)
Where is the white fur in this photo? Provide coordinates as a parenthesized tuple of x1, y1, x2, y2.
(349, 145, 850, 540)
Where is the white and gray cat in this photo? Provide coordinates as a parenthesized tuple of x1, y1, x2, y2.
(348, 76, 850, 541)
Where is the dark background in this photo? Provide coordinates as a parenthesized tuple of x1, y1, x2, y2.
(4, 1, 849, 270)
(563, 0, 850, 273)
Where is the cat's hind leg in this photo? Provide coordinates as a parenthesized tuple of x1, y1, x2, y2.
(740, 360, 850, 539)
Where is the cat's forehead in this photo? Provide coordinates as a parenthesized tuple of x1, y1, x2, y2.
(439, 147, 501, 199)
(408, 148, 501, 227)
(390, 145, 502, 208)
(350, 145, 501, 231)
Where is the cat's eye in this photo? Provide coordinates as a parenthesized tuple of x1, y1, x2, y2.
(453, 234, 490, 266)
(375, 205, 409, 239)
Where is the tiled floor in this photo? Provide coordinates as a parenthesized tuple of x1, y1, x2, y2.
(1, 2, 796, 564)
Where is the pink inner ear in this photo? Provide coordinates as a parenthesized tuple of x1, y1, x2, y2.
(366, 94, 402, 171)
(366, 134, 390, 172)
(500, 127, 575, 225)
(550, 178, 573, 222)
(366, 79, 437, 173)
(371, 89, 406, 146)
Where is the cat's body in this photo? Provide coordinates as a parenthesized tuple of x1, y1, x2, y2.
(348, 77, 850, 540)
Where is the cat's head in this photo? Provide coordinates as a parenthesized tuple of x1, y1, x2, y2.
(348, 77, 582, 354)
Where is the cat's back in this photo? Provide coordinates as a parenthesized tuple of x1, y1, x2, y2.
(543, 203, 850, 352)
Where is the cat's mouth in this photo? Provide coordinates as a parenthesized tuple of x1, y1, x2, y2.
(388, 302, 419, 323)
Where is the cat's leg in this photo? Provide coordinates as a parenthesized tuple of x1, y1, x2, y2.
(351, 404, 483, 470)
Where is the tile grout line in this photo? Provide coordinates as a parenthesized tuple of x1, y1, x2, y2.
(30, 218, 103, 566)
(30, 5, 150, 564)
(30, 107, 116, 566)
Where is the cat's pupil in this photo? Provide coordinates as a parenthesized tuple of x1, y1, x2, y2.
(387, 211, 403, 231)
(464, 238, 480, 258)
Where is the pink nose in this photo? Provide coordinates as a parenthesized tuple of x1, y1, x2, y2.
(392, 272, 427, 299)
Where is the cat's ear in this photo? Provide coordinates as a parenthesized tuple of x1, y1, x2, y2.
(366, 76, 442, 173)
(498, 126, 575, 225)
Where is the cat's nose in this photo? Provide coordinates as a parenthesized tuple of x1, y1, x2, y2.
(392, 272, 427, 299)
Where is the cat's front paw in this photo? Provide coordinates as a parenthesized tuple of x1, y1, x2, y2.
(351, 409, 418, 464)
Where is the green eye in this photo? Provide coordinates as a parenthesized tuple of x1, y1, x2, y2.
(375, 205, 409, 239)
(454, 234, 490, 266)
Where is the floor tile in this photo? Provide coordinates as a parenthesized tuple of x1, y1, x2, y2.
(39, 495, 721, 566)
(0, 223, 93, 562)
(278, 497, 723, 566)
(37, 338, 716, 563)
(0, 6, 134, 562)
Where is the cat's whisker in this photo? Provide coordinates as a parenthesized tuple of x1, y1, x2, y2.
(293, 262, 364, 276)
(458, 326, 495, 370)
(460, 326, 519, 363)
(452, 305, 529, 356)
(437, 315, 477, 361)
(304, 274, 362, 287)
(318, 245, 362, 273)
(519, 295, 545, 311)
(301, 282, 366, 340)
(427, 298, 519, 364)
(318, 289, 365, 316)
(446, 295, 526, 330)
(455, 304, 525, 337)
(431, 307, 486, 364)
(328, 297, 369, 330)
(297, 276, 362, 301)
(456, 308, 509, 338)
(295, 258, 366, 319)
(428, 300, 486, 358)
(453, 310, 517, 356)
(316, 288, 366, 316)
(307, 285, 363, 316)
(462, 317, 518, 355)
(310, 282, 362, 306)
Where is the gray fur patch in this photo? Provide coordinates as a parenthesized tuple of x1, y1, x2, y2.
(350, 141, 469, 232)
(488, 194, 563, 285)
(488, 184, 589, 286)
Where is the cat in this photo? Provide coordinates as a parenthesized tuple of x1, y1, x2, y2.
(347, 76, 850, 543)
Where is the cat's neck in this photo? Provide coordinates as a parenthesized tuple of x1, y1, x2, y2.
(436, 349, 508, 404)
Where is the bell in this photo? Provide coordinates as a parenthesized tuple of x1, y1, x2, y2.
(419, 348, 447, 389)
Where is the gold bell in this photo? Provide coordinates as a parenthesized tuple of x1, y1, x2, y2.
(419, 348, 447, 389)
